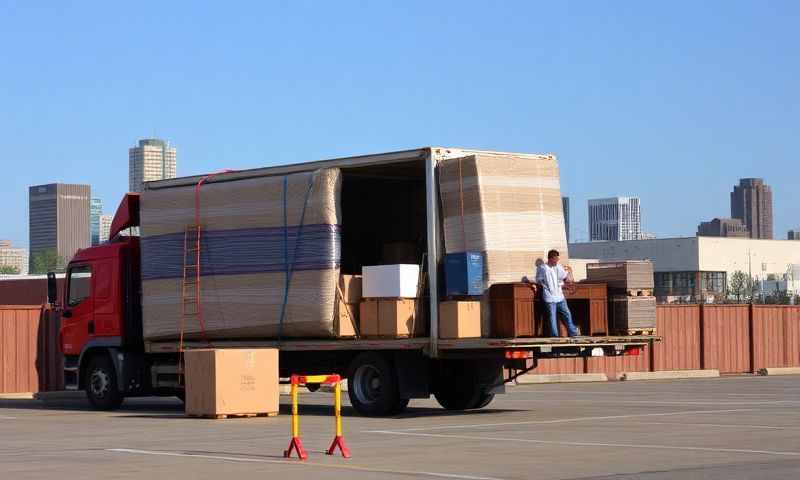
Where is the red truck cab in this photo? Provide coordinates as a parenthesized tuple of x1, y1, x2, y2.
(52, 194, 149, 409)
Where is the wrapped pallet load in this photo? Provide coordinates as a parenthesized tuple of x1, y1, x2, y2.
(439, 153, 569, 286)
(439, 152, 569, 337)
(140, 168, 342, 340)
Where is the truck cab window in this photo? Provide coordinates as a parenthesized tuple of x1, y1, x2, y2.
(67, 265, 92, 307)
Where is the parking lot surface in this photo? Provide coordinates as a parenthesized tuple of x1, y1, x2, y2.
(1, 376, 799, 479)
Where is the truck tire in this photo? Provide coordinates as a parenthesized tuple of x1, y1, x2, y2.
(85, 354, 124, 410)
(347, 352, 403, 417)
(433, 360, 494, 411)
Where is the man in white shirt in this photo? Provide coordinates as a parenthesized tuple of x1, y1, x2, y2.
(536, 249, 579, 337)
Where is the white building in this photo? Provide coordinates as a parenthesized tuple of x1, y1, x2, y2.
(0, 240, 28, 275)
(129, 138, 177, 193)
(98, 214, 113, 243)
(588, 197, 641, 241)
(569, 236, 800, 302)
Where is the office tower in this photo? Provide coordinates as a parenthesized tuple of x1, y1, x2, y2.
(588, 197, 641, 241)
(90, 198, 103, 246)
(789, 230, 800, 241)
(0, 240, 28, 275)
(29, 183, 90, 272)
(731, 178, 773, 239)
(697, 218, 749, 238)
(562, 196, 570, 243)
(129, 138, 177, 192)
(99, 214, 113, 243)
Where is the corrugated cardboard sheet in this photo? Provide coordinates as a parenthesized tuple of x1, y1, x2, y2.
(439, 153, 568, 287)
(140, 168, 341, 340)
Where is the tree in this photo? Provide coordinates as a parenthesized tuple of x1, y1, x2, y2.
(0, 265, 20, 274)
(30, 249, 65, 274)
(728, 270, 748, 303)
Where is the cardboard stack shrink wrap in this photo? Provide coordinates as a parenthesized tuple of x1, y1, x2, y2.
(439, 153, 569, 288)
(140, 168, 342, 341)
(439, 153, 568, 337)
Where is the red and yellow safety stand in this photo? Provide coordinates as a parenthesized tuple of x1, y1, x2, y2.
(284, 374, 351, 460)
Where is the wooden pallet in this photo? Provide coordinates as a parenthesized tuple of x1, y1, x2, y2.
(626, 289, 653, 297)
(188, 411, 279, 420)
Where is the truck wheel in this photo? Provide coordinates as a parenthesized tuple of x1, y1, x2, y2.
(472, 393, 495, 409)
(347, 352, 402, 417)
(85, 355, 124, 410)
(433, 360, 494, 411)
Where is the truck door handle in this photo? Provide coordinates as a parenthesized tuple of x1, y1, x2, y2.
(88, 321, 95, 334)
(62, 310, 73, 318)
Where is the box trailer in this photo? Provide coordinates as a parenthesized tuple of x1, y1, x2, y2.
(51, 147, 654, 416)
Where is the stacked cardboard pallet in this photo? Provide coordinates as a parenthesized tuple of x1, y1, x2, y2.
(140, 168, 342, 341)
(587, 261, 656, 335)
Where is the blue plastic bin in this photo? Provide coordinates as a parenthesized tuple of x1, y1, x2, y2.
(444, 252, 484, 296)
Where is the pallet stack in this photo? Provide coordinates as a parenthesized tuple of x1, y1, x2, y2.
(586, 261, 656, 335)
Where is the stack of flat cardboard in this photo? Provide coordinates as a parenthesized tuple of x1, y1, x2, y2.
(610, 296, 657, 334)
(140, 168, 342, 341)
(586, 261, 654, 293)
(587, 261, 656, 334)
(439, 153, 568, 287)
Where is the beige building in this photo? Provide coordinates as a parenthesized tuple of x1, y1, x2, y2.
(129, 138, 177, 192)
(28, 183, 91, 272)
(0, 240, 28, 275)
(569, 237, 800, 302)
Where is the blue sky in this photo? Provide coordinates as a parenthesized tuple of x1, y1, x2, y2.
(1, 1, 797, 246)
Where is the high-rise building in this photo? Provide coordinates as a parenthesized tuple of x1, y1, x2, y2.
(29, 183, 90, 272)
(99, 214, 113, 244)
(90, 198, 103, 246)
(0, 240, 28, 275)
(562, 196, 570, 243)
(789, 230, 800, 241)
(588, 197, 641, 241)
(129, 138, 177, 192)
(731, 178, 773, 239)
(697, 218, 749, 238)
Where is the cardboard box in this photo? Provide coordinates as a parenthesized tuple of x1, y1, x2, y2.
(439, 301, 481, 339)
(335, 300, 359, 337)
(360, 298, 421, 337)
(338, 274, 362, 304)
(362, 264, 420, 298)
(184, 348, 279, 417)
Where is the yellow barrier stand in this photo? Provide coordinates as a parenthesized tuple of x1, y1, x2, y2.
(283, 374, 351, 460)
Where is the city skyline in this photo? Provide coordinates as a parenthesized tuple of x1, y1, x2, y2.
(1, 3, 798, 247)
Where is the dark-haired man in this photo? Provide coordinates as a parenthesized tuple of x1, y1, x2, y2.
(536, 249, 579, 337)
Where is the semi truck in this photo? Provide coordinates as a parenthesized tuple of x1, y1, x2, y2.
(48, 147, 654, 416)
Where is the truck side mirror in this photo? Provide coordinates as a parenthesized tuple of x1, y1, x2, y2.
(47, 272, 58, 306)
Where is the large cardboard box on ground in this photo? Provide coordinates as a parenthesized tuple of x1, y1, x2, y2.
(184, 348, 279, 417)
(140, 168, 342, 341)
(439, 301, 481, 339)
(360, 299, 422, 337)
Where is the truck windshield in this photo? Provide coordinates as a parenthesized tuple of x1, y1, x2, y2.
(67, 265, 92, 306)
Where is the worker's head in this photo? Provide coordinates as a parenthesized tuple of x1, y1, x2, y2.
(547, 249, 560, 266)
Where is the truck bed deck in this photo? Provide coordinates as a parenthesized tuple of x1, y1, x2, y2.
(145, 335, 657, 353)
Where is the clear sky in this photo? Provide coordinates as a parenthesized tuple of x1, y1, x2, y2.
(1, 1, 797, 247)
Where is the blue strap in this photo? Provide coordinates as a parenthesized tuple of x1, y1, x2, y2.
(277, 173, 315, 341)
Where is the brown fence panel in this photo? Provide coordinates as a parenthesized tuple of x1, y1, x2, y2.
(701, 305, 750, 374)
(531, 357, 585, 375)
(585, 343, 651, 380)
(752, 306, 787, 372)
(653, 305, 701, 371)
(784, 307, 800, 368)
(0, 306, 42, 394)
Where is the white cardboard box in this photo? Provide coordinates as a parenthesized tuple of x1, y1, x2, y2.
(362, 264, 420, 298)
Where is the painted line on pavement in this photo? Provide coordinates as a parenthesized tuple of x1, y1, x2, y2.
(365, 408, 760, 433)
(106, 448, 508, 480)
(631, 421, 789, 430)
(368, 431, 800, 458)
